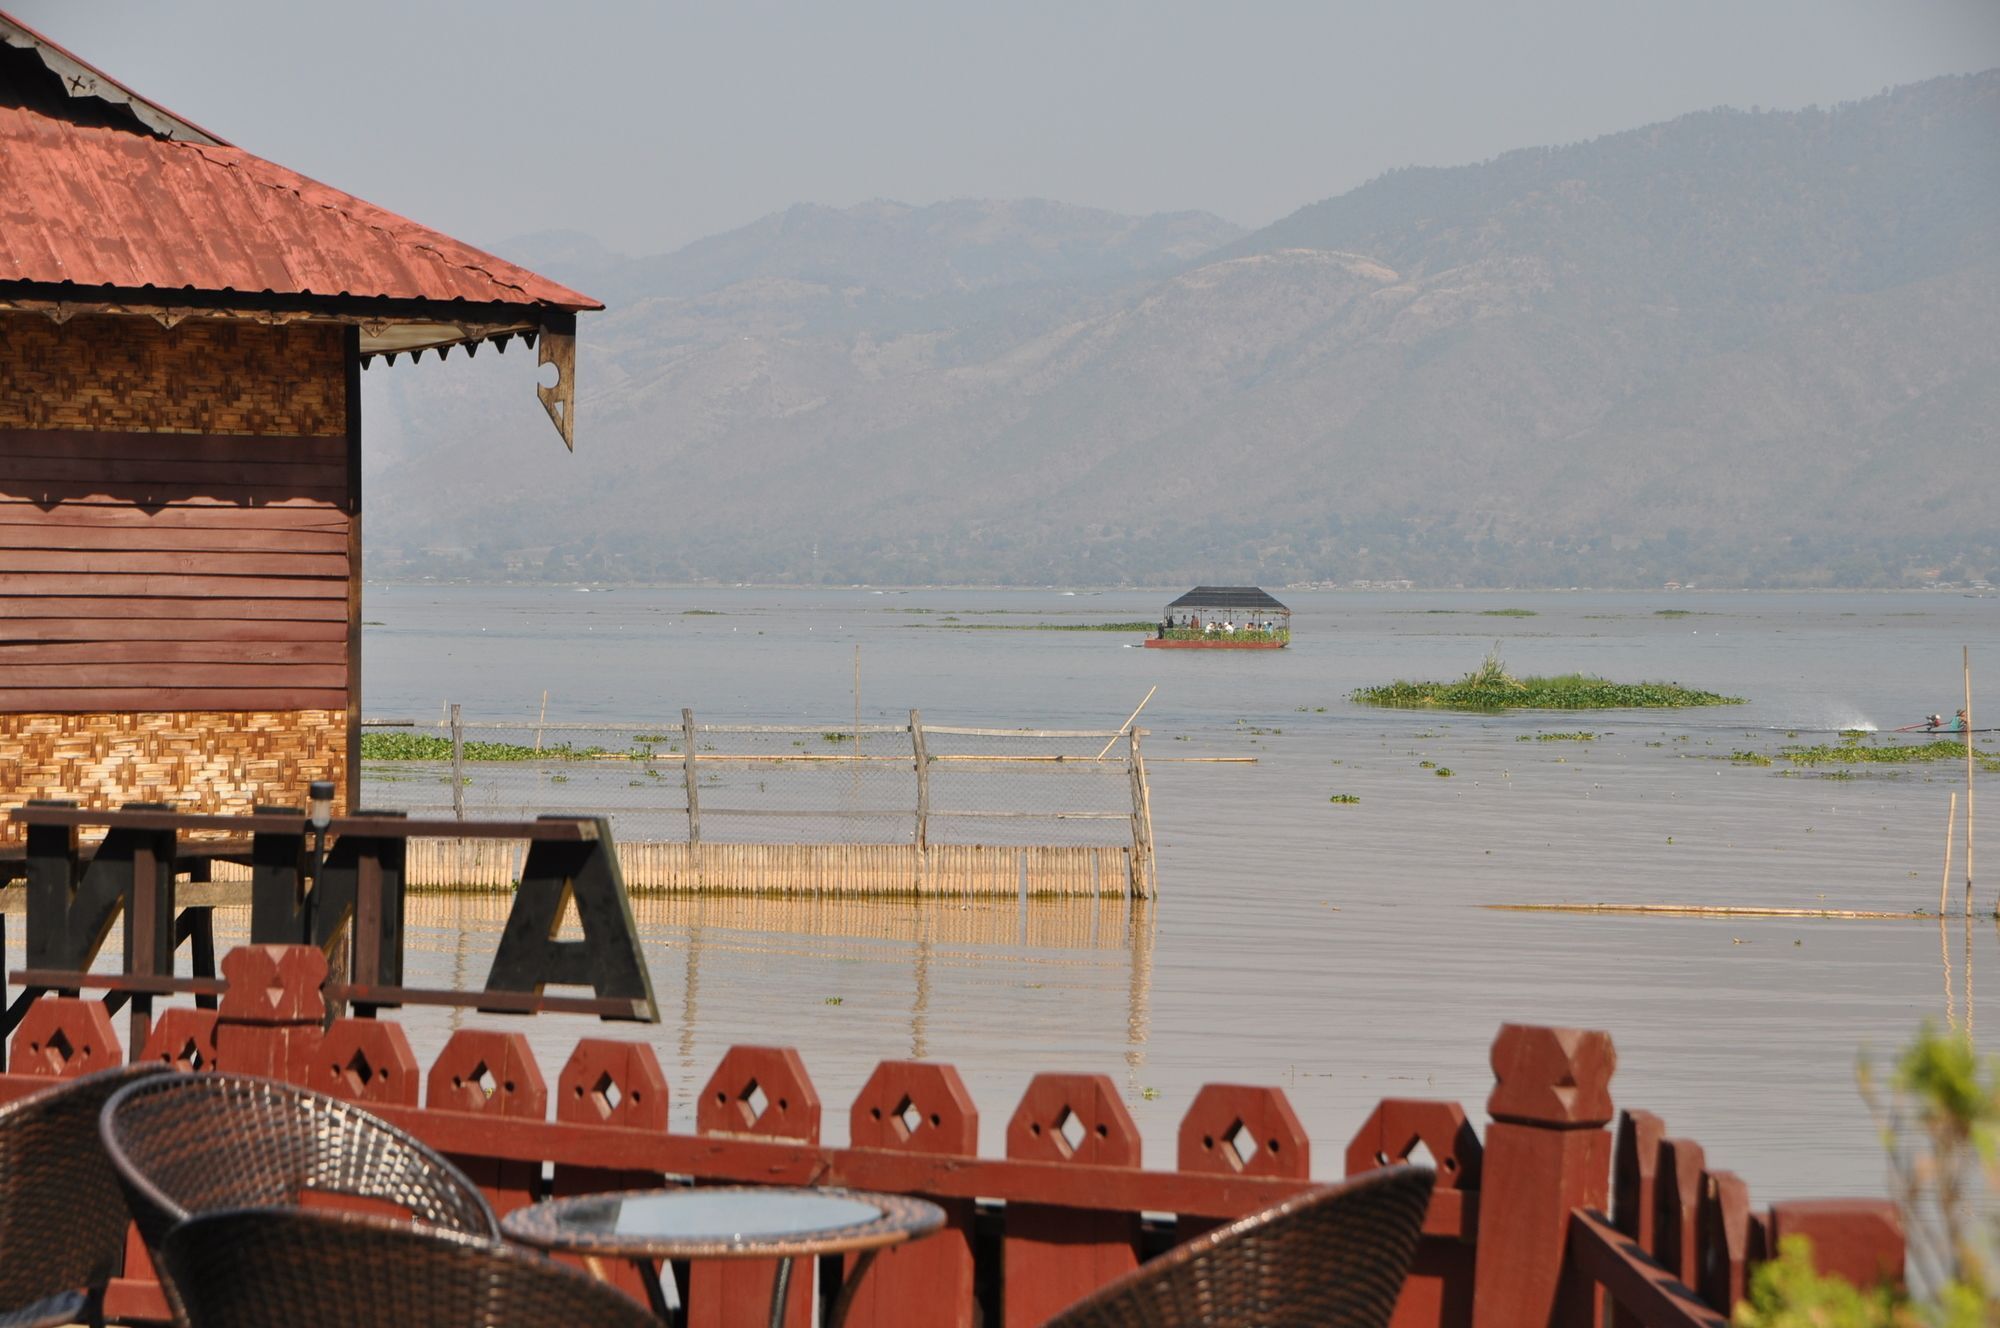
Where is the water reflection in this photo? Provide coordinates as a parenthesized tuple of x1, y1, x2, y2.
(396, 891, 1156, 1131)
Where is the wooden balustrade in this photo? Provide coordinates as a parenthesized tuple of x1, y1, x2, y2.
(0, 941, 1911, 1326)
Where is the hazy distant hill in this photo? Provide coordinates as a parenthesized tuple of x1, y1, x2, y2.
(366, 74, 2000, 588)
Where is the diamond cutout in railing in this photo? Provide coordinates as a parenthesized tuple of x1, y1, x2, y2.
(40, 1028, 74, 1074)
(895, 1095, 922, 1142)
(742, 1078, 769, 1126)
(1056, 1108, 1086, 1156)
(342, 1048, 375, 1095)
(591, 1071, 624, 1118)
(1407, 1136, 1438, 1171)
(472, 1062, 497, 1099)
(1223, 1119, 1260, 1170)
(177, 1038, 205, 1071)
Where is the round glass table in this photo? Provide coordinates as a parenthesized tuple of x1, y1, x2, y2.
(503, 1185, 946, 1327)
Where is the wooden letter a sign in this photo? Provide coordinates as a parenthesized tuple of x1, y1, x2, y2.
(485, 818, 657, 1021)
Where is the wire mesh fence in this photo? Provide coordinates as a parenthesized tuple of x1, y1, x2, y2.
(359, 707, 1155, 897)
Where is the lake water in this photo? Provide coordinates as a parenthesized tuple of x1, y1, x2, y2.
(351, 585, 1999, 1201)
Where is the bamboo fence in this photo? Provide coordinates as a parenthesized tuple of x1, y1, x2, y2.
(326, 708, 1158, 898)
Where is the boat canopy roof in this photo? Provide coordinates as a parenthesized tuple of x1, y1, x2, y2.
(1163, 586, 1290, 614)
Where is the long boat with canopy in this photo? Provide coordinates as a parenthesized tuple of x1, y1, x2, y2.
(1146, 586, 1291, 649)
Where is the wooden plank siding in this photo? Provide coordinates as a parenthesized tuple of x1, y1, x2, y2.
(0, 427, 350, 712)
(0, 314, 353, 841)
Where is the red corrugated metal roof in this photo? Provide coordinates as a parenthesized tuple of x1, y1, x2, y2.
(0, 103, 600, 311)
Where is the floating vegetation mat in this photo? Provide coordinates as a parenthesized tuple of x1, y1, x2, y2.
(1354, 649, 1743, 712)
(361, 733, 649, 762)
(1777, 738, 2000, 772)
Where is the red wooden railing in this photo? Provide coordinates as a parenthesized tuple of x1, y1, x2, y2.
(0, 941, 1906, 1325)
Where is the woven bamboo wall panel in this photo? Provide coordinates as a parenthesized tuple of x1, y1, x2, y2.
(0, 709, 346, 846)
(0, 315, 344, 436)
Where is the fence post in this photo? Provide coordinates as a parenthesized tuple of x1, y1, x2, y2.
(682, 707, 703, 888)
(1471, 1024, 1617, 1328)
(911, 710, 930, 891)
(1126, 731, 1154, 898)
(449, 703, 464, 822)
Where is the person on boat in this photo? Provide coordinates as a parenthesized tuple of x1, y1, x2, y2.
(1950, 709, 1969, 733)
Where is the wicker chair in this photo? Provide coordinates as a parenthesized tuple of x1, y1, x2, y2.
(161, 1207, 659, 1328)
(100, 1070, 499, 1316)
(0, 1062, 173, 1328)
(1041, 1164, 1435, 1328)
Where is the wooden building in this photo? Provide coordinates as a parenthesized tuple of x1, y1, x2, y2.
(0, 15, 599, 840)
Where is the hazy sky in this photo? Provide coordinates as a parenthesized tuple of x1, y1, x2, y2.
(13, 1, 2000, 258)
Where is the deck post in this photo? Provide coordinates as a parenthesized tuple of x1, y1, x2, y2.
(1472, 1024, 1617, 1328)
(682, 708, 703, 888)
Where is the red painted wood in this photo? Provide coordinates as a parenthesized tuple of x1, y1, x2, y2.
(0, 640, 345, 664)
(1566, 1209, 1728, 1328)
(0, 595, 348, 620)
(103, 1273, 170, 1325)
(0, 572, 343, 598)
(0, 617, 349, 642)
(425, 1030, 547, 1221)
(138, 1007, 218, 1072)
(1767, 1200, 1905, 1292)
(689, 1046, 821, 1328)
(1179, 1083, 1309, 1242)
(1346, 1099, 1481, 1328)
(0, 501, 349, 531)
(1699, 1169, 1752, 1312)
(312, 1019, 420, 1106)
(0, 662, 344, 688)
(1, 943, 1912, 1327)
(0, 548, 348, 577)
(1003, 1073, 1142, 1327)
(551, 1040, 672, 1309)
(1609, 1108, 1667, 1328)
(1471, 1025, 1617, 1328)
(0, 686, 348, 710)
(844, 1060, 979, 1327)
(0, 480, 348, 507)
(8, 998, 122, 1076)
(0, 523, 350, 554)
(1655, 1139, 1706, 1288)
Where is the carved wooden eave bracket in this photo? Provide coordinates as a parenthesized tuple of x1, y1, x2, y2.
(536, 311, 578, 452)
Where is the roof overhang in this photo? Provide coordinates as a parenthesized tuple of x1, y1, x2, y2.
(0, 12, 226, 145)
(0, 283, 583, 449)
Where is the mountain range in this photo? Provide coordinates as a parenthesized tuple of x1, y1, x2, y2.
(364, 71, 2000, 588)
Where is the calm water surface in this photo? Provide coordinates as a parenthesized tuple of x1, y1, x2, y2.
(340, 586, 2000, 1199)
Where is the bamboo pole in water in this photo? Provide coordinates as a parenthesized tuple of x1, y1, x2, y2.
(450, 703, 464, 822)
(1943, 791, 1958, 917)
(1965, 647, 1976, 914)
(1943, 915, 1956, 1031)
(1096, 686, 1158, 761)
